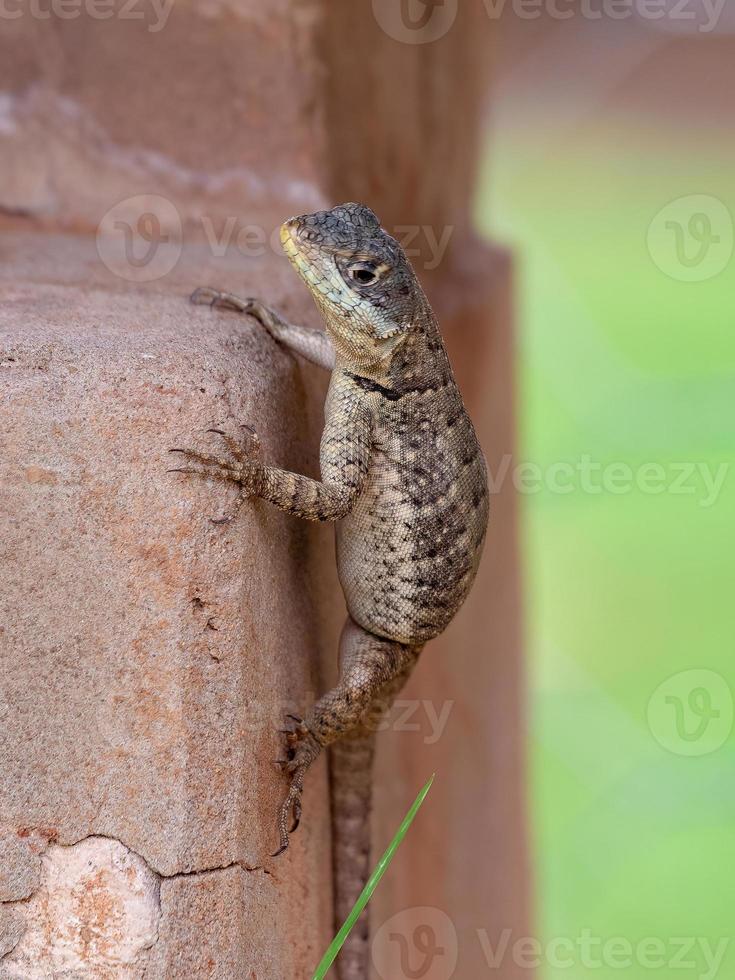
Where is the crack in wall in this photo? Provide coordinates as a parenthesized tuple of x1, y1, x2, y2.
(0, 836, 160, 975)
(0, 832, 272, 974)
(162, 860, 267, 881)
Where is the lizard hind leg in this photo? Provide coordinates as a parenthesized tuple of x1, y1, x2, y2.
(273, 618, 421, 864)
(331, 643, 421, 980)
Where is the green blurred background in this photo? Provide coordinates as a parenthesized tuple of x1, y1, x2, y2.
(475, 13, 735, 980)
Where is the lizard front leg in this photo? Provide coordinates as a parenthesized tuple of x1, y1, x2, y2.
(191, 286, 335, 370)
(169, 388, 372, 524)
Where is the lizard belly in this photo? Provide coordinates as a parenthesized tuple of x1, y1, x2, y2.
(336, 428, 489, 646)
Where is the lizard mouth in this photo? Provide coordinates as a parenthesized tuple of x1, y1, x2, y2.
(279, 218, 301, 252)
(280, 219, 318, 286)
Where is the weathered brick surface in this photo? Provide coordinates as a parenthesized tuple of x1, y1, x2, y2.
(0, 0, 325, 229)
(0, 240, 336, 975)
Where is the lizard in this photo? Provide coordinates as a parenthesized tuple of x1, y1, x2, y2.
(171, 203, 489, 980)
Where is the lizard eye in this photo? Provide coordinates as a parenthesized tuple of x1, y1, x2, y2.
(347, 262, 379, 286)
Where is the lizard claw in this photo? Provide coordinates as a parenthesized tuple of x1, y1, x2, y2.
(190, 286, 257, 315)
(273, 714, 322, 856)
(274, 786, 302, 857)
(210, 489, 247, 525)
(290, 797, 302, 833)
(166, 427, 264, 526)
(190, 286, 220, 307)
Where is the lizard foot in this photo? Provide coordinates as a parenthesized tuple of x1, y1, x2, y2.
(190, 286, 256, 314)
(168, 425, 263, 524)
(191, 287, 289, 337)
(273, 715, 321, 856)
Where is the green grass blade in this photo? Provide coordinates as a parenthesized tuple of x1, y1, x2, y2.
(312, 772, 435, 980)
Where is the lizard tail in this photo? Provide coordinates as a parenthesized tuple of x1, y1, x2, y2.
(329, 642, 423, 979)
(330, 729, 376, 980)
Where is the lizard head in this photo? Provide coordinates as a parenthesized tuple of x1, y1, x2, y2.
(280, 203, 423, 370)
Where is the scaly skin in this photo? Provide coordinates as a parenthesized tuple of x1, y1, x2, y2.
(174, 203, 489, 980)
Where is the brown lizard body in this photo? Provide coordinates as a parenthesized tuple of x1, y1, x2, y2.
(174, 203, 488, 979)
